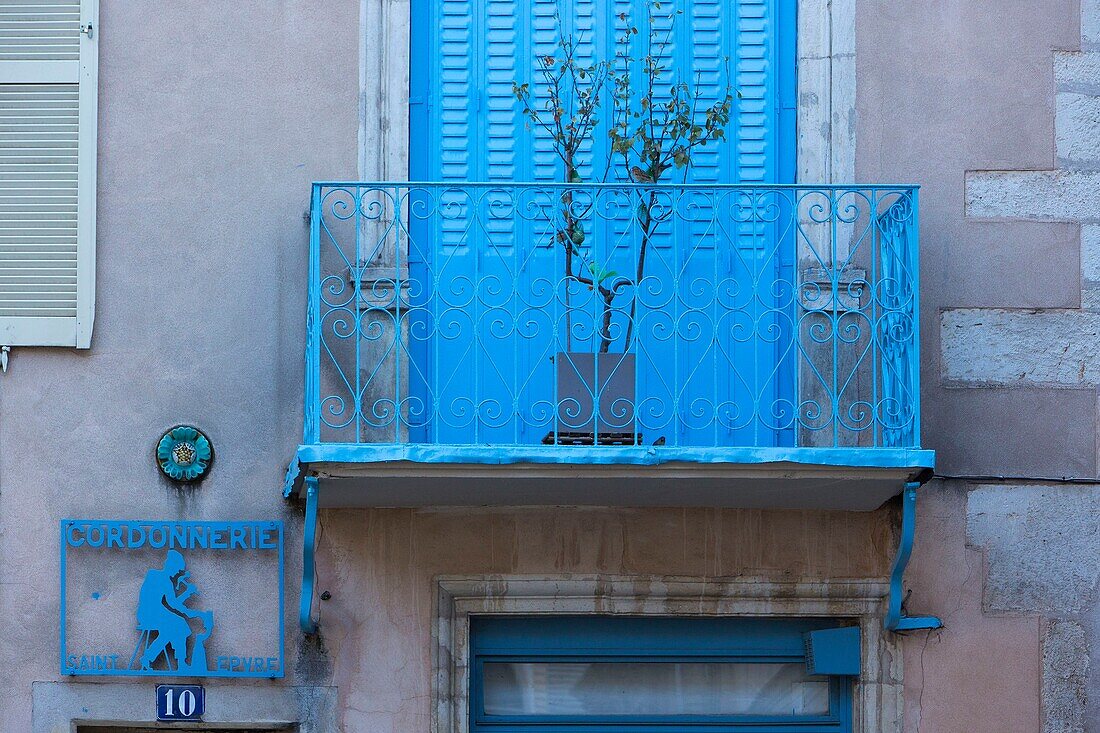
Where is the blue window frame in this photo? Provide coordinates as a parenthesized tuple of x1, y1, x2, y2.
(470, 616, 854, 733)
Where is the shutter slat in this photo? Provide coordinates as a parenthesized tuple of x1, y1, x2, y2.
(0, 180, 80, 188)
(0, 259, 77, 267)
(0, 304, 79, 313)
(0, 284, 78, 292)
(0, 291, 80, 297)
(0, 259, 77, 265)
(0, 212, 76, 219)
(0, 225, 76, 232)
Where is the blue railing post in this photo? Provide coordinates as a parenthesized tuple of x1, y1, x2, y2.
(304, 184, 322, 445)
(910, 188, 922, 448)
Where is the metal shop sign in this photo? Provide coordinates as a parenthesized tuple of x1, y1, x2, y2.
(60, 519, 284, 678)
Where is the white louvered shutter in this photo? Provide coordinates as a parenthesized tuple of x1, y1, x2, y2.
(0, 0, 97, 348)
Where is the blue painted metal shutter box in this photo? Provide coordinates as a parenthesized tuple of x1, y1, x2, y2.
(803, 627, 861, 676)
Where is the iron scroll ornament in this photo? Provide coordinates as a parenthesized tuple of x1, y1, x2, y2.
(156, 426, 214, 483)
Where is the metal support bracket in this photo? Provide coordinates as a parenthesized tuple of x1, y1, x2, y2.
(299, 476, 320, 634)
(885, 482, 943, 632)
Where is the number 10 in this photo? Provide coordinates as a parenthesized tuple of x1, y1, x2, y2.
(164, 687, 197, 717)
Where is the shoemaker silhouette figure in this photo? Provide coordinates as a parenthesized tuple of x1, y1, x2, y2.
(132, 550, 213, 673)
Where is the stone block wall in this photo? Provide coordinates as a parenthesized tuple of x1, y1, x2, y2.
(927, 3, 1100, 731)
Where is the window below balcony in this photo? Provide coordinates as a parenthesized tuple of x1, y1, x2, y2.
(469, 616, 854, 733)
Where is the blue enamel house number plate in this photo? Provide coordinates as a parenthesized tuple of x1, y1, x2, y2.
(157, 684, 205, 721)
(60, 520, 284, 678)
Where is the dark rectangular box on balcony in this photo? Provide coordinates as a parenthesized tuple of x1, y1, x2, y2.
(550, 352, 636, 445)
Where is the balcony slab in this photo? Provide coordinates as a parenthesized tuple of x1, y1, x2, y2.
(285, 444, 934, 510)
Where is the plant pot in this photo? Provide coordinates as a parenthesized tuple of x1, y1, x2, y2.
(547, 352, 637, 445)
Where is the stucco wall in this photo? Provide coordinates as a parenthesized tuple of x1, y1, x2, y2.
(310, 506, 896, 732)
(0, 1, 359, 730)
(0, 0, 1096, 732)
(860, 1, 1100, 732)
(858, 0, 1087, 476)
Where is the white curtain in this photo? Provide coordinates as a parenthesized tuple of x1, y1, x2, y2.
(482, 662, 830, 717)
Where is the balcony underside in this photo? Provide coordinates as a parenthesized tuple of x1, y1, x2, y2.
(285, 444, 934, 510)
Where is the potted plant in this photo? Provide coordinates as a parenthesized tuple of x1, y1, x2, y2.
(513, 2, 735, 445)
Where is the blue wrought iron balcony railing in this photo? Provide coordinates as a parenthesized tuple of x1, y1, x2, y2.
(288, 182, 932, 503)
(288, 181, 937, 634)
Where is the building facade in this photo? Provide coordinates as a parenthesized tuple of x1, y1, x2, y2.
(1, 0, 1098, 731)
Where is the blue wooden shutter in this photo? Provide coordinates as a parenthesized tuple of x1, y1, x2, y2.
(409, 0, 794, 446)
(437, 0, 473, 182)
(485, 0, 520, 181)
(414, 0, 788, 185)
